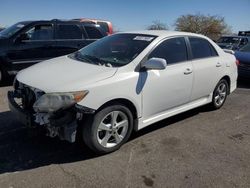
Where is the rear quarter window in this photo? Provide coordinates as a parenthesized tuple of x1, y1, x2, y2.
(97, 22, 109, 33)
(85, 26, 104, 39)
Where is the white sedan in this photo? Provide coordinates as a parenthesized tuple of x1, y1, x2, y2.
(8, 31, 238, 154)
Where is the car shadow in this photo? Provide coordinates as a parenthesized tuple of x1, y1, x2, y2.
(0, 105, 208, 174)
(0, 111, 98, 174)
(237, 78, 250, 89)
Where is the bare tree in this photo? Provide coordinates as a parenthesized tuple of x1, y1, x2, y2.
(147, 20, 168, 30)
(175, 13, 232, 40)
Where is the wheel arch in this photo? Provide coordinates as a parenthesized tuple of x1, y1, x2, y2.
(220, 75, 231, 94)
(96, 98, 139, 131)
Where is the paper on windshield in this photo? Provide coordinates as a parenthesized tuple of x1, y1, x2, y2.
(133, 36, 154, 41)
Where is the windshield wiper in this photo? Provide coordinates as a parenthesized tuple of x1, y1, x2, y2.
(82, 55, 105, 64)
(71, 52, 113, 67)
(71, 51, 93, 63)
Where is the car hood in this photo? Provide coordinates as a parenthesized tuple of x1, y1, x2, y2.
(16, 55, 117, 92)
(234, 51, 250, 63)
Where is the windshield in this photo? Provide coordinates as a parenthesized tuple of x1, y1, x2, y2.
(0, 22, 27, 38)
(70, 33, 156, 67)
(239, 43, 250, 52)
(217, 37, 241, 44)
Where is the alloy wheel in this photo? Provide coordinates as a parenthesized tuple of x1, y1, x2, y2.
(214, 82, 227, 106)
(97, 110, 129, 148)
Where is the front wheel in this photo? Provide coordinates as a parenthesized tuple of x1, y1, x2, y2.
(82, 104, 133, 154)
(210, 79, 228, 109)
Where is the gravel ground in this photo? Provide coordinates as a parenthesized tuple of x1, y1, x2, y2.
(0, 80, 250, 188)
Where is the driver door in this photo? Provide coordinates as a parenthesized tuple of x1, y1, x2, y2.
(141, 37, 193, 122)
(7, 22, 55, 71)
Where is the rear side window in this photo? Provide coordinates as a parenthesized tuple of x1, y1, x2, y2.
(149, 37, 188, 65)
(189, 37, 218, 59)
(56, 24, 83, 39)
(85, 26, 103, 39)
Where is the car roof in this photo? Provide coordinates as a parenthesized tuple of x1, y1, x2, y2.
(118, 30, 207, 38)
(17, 19, 100, 25)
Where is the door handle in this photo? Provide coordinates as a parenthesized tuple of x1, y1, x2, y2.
(184, 68, 193, 75)
(216, 62, 222, 67)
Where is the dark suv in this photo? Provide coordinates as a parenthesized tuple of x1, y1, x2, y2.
(0, 19, 107, 83)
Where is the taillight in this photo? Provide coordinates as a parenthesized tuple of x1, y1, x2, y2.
(235, 60, 240, 66)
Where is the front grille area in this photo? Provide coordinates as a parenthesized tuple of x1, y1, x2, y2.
(15, 80, 44, 111)
(21, 87, 36, 111)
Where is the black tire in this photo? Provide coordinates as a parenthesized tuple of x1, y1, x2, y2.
(82, 104, 134, 154)
(0, 66, 8, 85)
(210, 79, 229, 110)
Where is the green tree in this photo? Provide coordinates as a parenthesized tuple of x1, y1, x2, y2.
(175, 13, 231, 40)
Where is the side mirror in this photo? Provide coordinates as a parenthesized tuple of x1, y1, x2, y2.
(142, 58, 167, 70)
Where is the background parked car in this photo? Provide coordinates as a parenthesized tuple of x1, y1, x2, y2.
(0, 19, 108, 83)
(235, 43, 250, 79)
(72, 18, 113, 35)
(238, 31, 250, 37)
(217, 35, 249, 50)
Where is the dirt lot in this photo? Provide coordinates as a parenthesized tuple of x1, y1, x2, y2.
(0, 80, 250, 188)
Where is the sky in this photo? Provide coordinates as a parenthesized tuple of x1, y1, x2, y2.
(0, 0, 249, 33)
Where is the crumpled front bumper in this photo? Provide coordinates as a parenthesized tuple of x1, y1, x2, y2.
(8, 90, 77, 142)
(8, 90, 96, 143)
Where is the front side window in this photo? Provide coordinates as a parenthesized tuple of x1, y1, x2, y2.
(23, 24, 53, 40)
(70, 34, 156, 67)
(25, 24, 53, 40)
(148, 37, 188, 65)
(189, 37, 218, 59)
(56, 24, 82, 39)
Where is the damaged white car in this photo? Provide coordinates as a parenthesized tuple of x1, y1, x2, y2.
(8, 31, 237, 154)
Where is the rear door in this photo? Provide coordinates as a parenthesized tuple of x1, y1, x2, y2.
(188, 37, 224, 101)
(54, 23, 87, 56)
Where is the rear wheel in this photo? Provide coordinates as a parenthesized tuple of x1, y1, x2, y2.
(82, 104, 133, 154)
(211, 79, 228, 109)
